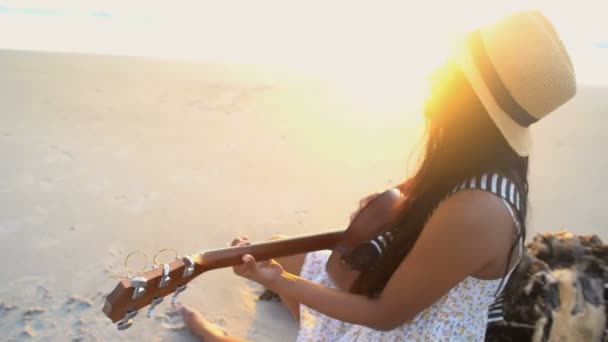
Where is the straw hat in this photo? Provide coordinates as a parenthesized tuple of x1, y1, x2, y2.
(453, 10, 577, 157)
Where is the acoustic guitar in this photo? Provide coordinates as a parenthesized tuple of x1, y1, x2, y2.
(103, 189, 403, 330)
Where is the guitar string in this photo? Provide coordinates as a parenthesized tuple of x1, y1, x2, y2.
(107, 249, 179, 280)
(108, 238, 241, 279)
(152, 248, 178, 267)
(125, 250, 148, 274)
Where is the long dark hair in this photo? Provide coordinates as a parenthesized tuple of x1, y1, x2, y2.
(351, 61, 529, 296)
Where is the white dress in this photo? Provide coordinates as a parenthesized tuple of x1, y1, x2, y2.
(297, 174, 523, 342)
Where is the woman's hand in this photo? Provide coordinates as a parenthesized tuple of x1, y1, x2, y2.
(230, 236, 285, 288)
(349, 192, 380, 222)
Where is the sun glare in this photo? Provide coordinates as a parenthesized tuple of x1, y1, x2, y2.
(0, 1, 603, 111)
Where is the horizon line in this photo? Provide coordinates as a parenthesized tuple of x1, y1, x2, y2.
(2, 47, 606, 86)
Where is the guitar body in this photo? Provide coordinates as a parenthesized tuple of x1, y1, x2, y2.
(326, 188, 404, 290)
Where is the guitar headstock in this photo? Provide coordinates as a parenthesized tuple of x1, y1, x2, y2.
(103, 254, 203, 329)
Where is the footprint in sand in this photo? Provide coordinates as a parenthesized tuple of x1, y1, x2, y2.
(36, 285, 52, 302)
(62, 296, 99, 340)
(0, 302, 17, 318)
(38, 143, 74, 164)
(70, 317, 97, 340)
(21, 307, 52, 338)
(70, 329, 97, 342)
(63, 296, 93, 313)
(154, 306, 186, 330)
(45, 145, 74, 163)
(4, 281, 54, 338)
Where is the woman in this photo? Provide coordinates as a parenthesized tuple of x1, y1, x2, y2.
(182, 10, 577, 341)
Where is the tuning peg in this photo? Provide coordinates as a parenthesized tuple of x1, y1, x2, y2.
(117, 320, 133, 330)
(171, 284, 187, 305)
(117, 310, 138, 330)
(159, 264, 171, 288)
(182, 256, 195, 278)
(147, 296, 163, 317)
(130, 276, 148, 299)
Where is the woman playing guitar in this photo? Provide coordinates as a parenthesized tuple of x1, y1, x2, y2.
(181, 10, 578, 341)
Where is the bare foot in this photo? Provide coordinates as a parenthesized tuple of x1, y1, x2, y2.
(181, 306, 228, 341)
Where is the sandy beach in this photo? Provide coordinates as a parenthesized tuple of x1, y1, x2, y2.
(0, 49, 606, 341)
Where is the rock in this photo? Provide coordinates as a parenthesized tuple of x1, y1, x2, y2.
(486, 230, 607, 342)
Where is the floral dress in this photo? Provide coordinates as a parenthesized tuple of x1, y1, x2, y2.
(297, 174, 523, 341)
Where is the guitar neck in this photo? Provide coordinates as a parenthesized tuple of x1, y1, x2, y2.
(103, 229, 346, 323)
(104, 190, 400, 326)
(197, 229, 345, 272)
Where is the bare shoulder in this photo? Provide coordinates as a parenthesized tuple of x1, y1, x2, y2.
(423, 189, 517, 254)
(378, 188, 521, 320)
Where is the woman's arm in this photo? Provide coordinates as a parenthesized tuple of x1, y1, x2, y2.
(239, 190, 517, 330)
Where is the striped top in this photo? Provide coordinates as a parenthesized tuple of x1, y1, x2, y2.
(452, 173, 522, 213)
(345, 173, 524, 324)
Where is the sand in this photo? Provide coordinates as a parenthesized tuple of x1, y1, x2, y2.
(0, 49, 606, 341)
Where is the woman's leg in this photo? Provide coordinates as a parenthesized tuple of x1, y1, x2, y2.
(266, 235, 307, 322)
(181, 306, 250, 342)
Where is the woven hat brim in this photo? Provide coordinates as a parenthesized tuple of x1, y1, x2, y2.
(453, 35, 532, 157)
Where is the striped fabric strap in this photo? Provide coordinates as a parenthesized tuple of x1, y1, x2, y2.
(368, 231, 394, 257)
(451, 173, 521, 212)
(487, 294, 505, 323)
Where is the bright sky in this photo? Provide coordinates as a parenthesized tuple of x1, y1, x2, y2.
(0, 0, 606, 88)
